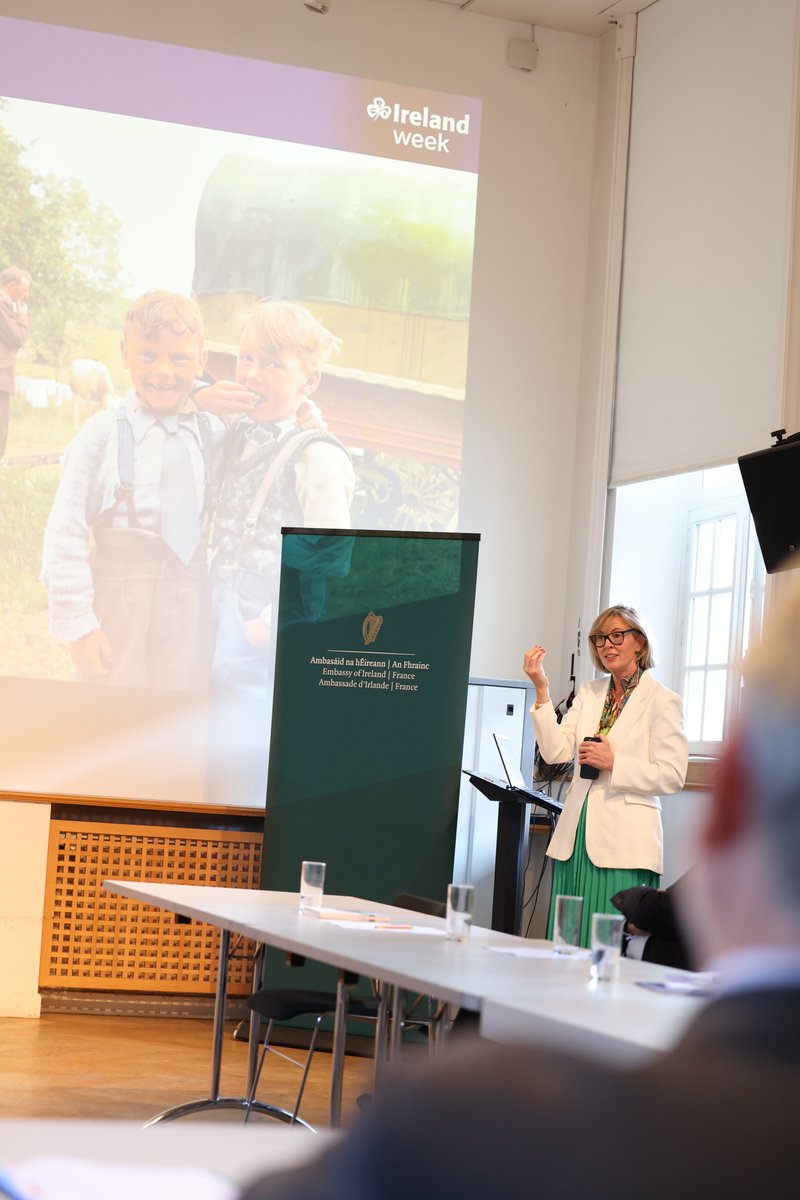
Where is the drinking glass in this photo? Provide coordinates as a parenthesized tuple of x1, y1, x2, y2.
(590, 912, 625, 982)
(552, 894, 584, 954)
(446, 883, 475, 942)
(299, 860, 326, 912)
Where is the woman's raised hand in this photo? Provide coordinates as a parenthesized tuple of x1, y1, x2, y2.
(523, 645, 550, 698)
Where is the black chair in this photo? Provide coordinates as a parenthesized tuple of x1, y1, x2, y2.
(243, 893, 446, 1126)
(392, 893, 446, 919)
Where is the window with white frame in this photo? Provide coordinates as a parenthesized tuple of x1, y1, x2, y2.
(680, 467, 765, 752)
(608, 464, 765, 756)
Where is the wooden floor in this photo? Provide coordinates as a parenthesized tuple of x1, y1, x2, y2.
(0, 1012, 376, 1129)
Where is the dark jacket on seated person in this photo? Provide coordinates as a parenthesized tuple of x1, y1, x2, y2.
(612, 876, 693, 970)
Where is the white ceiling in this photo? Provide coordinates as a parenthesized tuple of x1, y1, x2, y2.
(426, 0, 657, 38)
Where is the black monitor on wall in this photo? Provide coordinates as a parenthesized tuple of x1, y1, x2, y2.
(738, 434, 800, 573)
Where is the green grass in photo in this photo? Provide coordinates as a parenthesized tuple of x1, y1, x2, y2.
(6, 396, 75, 458)
(0, 451, 71, 680)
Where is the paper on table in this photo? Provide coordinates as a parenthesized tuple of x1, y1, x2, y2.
(486, 945, 591, 959)
(0, 1157, 236, 1200)
(303, 907, 381, 921)
(328, 920, 447, 936)
(327, 919, 385, 931)
(636, 973, 716, 997)
(373, 924, 447, 937)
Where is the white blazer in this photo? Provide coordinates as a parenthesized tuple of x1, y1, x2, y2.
(530, 671, 688, 874)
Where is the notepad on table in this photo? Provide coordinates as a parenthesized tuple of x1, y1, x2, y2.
(304, 906, 382, 921)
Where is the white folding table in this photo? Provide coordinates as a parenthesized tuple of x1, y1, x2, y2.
(102, 881, 490, 1128)
(102, 881, 709, 1126)
(0, 1118, 337, 1182)
(479, 954, 706, 1064)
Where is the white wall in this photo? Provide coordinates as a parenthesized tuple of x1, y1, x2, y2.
(0, 800, 50, 1015)
(558, 26, 625, 696)
(0, 0, 602, 692)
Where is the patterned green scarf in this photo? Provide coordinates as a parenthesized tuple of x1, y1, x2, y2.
(597, 667, 642, 735)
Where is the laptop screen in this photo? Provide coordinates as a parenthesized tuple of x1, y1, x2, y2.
(493, 732, 527, 790)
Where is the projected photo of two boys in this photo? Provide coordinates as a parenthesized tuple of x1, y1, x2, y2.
(0, 88, 478, 808)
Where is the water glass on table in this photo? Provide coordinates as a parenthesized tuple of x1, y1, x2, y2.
(590, 911, 625, 982)
(299, 860, 326, 913)
(446, 883, 475, 942)
(552, 894, 584, 954)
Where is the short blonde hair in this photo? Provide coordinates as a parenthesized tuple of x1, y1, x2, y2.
(588, 605, 654, 673)
(242, 299, 340, 370)
(123, 291, 204, 345)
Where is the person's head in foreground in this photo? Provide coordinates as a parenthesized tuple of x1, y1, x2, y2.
(240, 567, 800, 1200)
(685, 564, 800, 964)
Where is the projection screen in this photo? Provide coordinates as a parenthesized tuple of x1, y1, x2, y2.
(0, 16, 481, 808)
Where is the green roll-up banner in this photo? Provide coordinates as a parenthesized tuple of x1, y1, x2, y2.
(260, 528, 479, 995)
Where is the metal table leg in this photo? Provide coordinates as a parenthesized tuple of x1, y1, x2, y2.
(328, 969, 355, 1128)
(371, 985, 390, 1091)
(389, 985, 407, 1060)
(428, 1000, 450, 1058)
(143, 930, 314, 1130)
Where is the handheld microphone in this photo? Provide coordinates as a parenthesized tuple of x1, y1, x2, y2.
(579, 736, 601, 780)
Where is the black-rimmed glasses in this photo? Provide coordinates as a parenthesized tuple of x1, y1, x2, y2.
(588, 629, 637, 649)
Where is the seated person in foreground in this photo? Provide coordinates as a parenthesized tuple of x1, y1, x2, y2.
(240, 571, 800, 1200)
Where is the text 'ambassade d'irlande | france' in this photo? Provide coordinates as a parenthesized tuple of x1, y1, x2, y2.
(310, 655, 430, 692)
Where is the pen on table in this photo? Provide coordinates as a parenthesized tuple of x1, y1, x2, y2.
(375, 923, 414, 930)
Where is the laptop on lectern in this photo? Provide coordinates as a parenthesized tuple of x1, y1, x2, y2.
(493, 732, 528, 790)
(475, 731, 562, 817)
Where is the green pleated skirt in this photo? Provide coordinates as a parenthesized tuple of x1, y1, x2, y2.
(546, 796, 659, 948)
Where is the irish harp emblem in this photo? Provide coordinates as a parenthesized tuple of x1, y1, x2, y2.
(362, 610, 383, 645)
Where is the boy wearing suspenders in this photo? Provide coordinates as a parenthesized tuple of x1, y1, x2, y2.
(208, 299, 353, 701)
(42, 292, 224, 690)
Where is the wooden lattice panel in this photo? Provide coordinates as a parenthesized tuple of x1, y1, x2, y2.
(39, 820, 262, 994)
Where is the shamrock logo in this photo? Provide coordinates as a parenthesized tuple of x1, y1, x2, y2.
(367, 97, 392, 121)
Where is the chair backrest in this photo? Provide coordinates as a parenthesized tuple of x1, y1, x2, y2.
(393, 892, 446, 919)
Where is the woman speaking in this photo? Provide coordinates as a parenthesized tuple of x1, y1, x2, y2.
(523, 605, 688, 947)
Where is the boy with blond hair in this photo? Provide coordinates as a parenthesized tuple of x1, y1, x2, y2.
(42, 291, 224, 690)
(210, 299, 354, 697)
